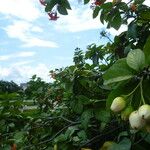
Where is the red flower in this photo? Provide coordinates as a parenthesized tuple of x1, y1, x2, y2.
(39, 0, 46, 6)
(48, 12, 59, 21)
(94, 0, 102, 6)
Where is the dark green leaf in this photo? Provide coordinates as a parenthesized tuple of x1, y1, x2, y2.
(111, 12, 122, 30)
(81, 109, 93, 129)
(45, 0, 57, 12)
(109, 138, 131, 150)
(144, 36, 150, 64)
(94, 109, 110, 123)
(84, 0, 90, 4)
(93, 6, 100, 19)
(61, 0, 71, 10)
(127, 21, 137, 39)
(57, 5, 68, 15)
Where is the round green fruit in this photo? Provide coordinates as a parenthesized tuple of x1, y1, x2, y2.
(121, 106, 133, 121)
(110, 97, 126, 113)
(100, 141, 114, 150)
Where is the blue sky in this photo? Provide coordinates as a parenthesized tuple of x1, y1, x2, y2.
(0, 0, 149, 84)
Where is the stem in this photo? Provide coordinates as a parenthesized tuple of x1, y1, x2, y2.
(125, 81, 141, 98)
(140, 77, 145, 105)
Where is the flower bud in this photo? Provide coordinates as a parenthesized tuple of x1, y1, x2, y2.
(138, 104, 150, 120)
(121, 106, 133, 121)
(110, 97, 126, 113)
(129, 111, 145, 130)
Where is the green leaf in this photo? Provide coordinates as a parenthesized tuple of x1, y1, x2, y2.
(101, 2, 113, 9)
(93, 6, 100, 19)
(109, 138, 131, 150)
(77, 130, 87, 140)
(144, 36, 150, 64)
(61, 0, 71, 10)
(14, 131, 24, 143)
(100, 10, 105, 24)
(72, 100, 83, 114)
(94, 109, 110, 123)
(103, 58, 134, 85)
(81, 109, 93, 129)
(45, 0, 57, 12)
(126, 49, 145, 71)
(54, 134, 67, 143)
(84, 0, 90, 4)
(77, 95, 91, 105)
(139, 10, 150, 21)
(65, 126, 77, 138)
(111, 12, 122, 30)
(57, 5, 68, 15)
(127, 21, 137, 39)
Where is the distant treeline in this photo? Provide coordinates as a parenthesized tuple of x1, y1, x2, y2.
(0, 80, 21, 93)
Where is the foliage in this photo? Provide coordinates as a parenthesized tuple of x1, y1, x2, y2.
(0, 0, 150, 150)
(0, 80, 21, 94)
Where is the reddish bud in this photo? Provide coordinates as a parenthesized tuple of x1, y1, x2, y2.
(130, 3, 137, 12)
(39, 0, 46, 6)
(94, 0, 102, 6)
(48, 12, 59, 21)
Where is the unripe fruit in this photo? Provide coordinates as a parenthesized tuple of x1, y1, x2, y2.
(54, 144, 57, 150)
(110, 97, 126, 113)
(145, 125, 150, 133)
(121, 106, 133, 121)
(138, 104, 150, 120)
(100, 141, 114, 150)
(129, 111, 145, 130)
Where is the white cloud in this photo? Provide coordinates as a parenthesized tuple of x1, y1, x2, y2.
(0, 51, 36, 61)
(12, 60, 34, 67)
(0, 0, 41, 22)
(4, 20, 58, 48)
(55, 6, 102, 32)
(0, 55, 11, 61)
(0, 63, 52, 83)
(23, 37, 58, 48)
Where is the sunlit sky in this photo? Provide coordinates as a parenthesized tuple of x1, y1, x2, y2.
(0, 0, 149, 83)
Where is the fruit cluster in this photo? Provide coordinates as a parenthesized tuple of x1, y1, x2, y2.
(111, 97, 150, 131)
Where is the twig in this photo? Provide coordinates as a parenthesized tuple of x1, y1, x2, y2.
(23, 122, 80, 149)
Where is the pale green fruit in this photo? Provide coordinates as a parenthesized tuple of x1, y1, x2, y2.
(121, 106, 133, 121)
(100, 141, 114, 150)
(138, 104, 150, 120)
(129, 111, 145, 130)
(54, 144, 57, 150)
(145, 125, 150, 133)
(110, 97, 126, 113)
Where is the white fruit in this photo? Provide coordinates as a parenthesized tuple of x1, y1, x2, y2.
(138, 104, 150, 120)
(110, 97, 126, 113)
(129, 111, 145, 130)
